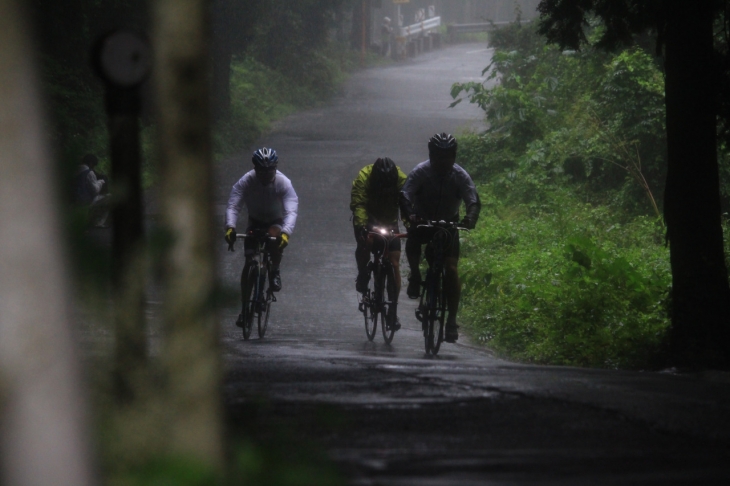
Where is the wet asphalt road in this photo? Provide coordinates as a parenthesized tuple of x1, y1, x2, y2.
(214, 44, 730, 484)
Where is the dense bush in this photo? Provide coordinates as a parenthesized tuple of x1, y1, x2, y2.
(452, 22, 666, 217)
(459, 186, 671, 369)
(453, 21, 675, 368)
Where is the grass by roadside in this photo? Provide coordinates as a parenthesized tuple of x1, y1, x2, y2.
(458, 178, 671, 369)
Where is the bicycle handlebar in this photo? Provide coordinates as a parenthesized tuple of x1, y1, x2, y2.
(417, 220, 469, 231)
(368, 226, 408, 239)
(236, 232, 278, 241)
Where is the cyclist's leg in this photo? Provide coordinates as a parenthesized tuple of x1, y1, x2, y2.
(264, 222, 284, 291)
(354, 226, 371, 292)
(241, 232, 257, 298)
(405, 231, 423, 299)
(444, 230, 461, 341)
(444, 256, 460, 319)
(388, 250, 402, 297)
(387, 250, 402, 330)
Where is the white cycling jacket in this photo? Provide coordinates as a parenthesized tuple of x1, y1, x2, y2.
(226, 170, 299, 235)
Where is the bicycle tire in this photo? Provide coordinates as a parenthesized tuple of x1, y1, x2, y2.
(425, 268, 445, 355)
(364, 264, 378, 341)
(242, 264, 258, 340)
(258, 286, 270, 338)
(381, 264, 396, 344)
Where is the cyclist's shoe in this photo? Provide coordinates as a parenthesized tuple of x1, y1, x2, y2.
(407, 275, 421, 299)
(270, 269, 282, 292)
(387, 317, 401, 332)
(355, 271, 370, 294)
(445, 320, 459, 343)
(387, 307, 401, 331)
(235, 313, 244, 328)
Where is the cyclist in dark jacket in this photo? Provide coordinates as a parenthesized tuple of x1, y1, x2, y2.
(400, 133, 481, 343)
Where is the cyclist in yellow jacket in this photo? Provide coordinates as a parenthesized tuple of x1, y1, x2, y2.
(350, 158, 407, 324)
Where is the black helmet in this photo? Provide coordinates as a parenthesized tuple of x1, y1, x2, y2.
(371, 157, 398, 188)
(252, 147, 278, 169)
(428, 132, 457, 154)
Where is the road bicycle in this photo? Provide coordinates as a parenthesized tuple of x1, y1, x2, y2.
(415, 220, 467, 355)
(358, 226, 407, 344)
(235, 230, 277, 339)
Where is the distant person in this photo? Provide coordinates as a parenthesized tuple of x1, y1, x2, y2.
(400, 133, 481, 343)
(381, 16, 393, 56)
(73, 153, 110, 227)
(225, 147, 298, 292)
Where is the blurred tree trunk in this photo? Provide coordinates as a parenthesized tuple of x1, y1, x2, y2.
(153, 0, 224, 467)
(211, 0, 233, 121)
(0, 1, 95, 485)
(663, 0, 730, 367)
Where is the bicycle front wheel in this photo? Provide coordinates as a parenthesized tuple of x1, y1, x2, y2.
(242, 264, 259, 340)
(425, 269, 445, 355)
(381, 264, 397, 344)
(364, 265, 378, 341)
(258, 291, 271, 338)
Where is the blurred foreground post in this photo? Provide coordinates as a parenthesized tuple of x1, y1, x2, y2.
(153, 0, 224, 467)
(92, 30, 152, 402)
(0, 1, 94, 485)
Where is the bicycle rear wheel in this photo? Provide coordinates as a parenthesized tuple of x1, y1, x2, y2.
(242, 264, 259, 340)
(381, 264, 397, 344)
(363, 264, 378, 341)
(425, 269, 445, 355)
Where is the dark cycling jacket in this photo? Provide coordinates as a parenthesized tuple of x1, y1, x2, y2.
(400, 160, 481, 225)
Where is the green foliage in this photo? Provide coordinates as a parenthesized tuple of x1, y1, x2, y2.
(459, 186, 671, 369)
(248, 0, 350, 98)
(108, 445, 343, 486)
(453, 20, 673, 369)
(451, 21, 667, 216)
(110, 457, 220, 486)
(214, 43, 363, 159)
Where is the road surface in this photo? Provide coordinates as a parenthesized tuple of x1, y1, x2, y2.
(214, 44, 730, 485)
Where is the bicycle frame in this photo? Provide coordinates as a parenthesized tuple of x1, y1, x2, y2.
(415, 220, 467, 355)
(237, 230, 278, 339)
(358, 226, 407, 343)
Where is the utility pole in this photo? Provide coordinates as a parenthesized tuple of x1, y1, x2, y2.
(92, 30, 152, 404)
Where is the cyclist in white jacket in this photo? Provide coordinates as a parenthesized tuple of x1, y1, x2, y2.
(225, 148, 298, 291)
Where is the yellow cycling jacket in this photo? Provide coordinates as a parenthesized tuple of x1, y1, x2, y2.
(350, 164, 407, 228)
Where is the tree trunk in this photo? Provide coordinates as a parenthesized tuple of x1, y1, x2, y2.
(0, 1, 95, 484)
(664, 0, 730, 367)
(210, 0, 233, 121)
(153, 0, 224, 467)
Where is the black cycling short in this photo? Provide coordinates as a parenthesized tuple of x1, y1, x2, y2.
(354, 223, 402, 253)
(406, 225, 460, 259)
(244, 217, 284, 257)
